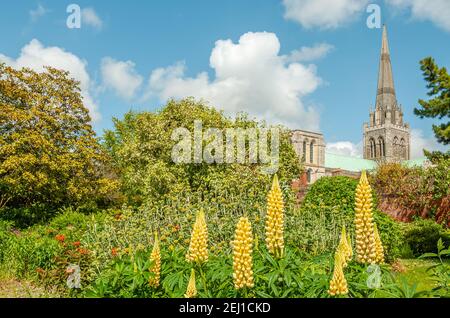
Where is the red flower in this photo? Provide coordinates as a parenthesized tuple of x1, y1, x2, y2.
(73, 241, 81, 247)
(76, 247, 89, 255)
(55, 234, 65, 242)
(111, 247, 118, 257)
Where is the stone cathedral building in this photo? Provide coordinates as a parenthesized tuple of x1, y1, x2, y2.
(363, 26, 410, 162)
(291, 26, 420, 185)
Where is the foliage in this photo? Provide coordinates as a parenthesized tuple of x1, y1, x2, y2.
(103, 98, 301, 208)
(414, 57, 450, 146)
(371, 162, 450, 226)
(0, 210, 99, 294)
(0, 63, 120, 221)
(289, 176, 403, 260)
(403, 219, 450, 257)
(419, 239, 450, 297)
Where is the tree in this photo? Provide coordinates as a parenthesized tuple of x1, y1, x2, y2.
(103, 98, 302, 207)
(0, 63, 118, 216)
(414, 58, 450, 158)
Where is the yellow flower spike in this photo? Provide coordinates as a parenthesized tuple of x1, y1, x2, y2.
(374, 224, 385, 264)
(265, 174, 285, 258)
(354, 170, 377, 264)
(347, 232, 353, 261)
(232, 217, 254, 290)
(149, 232, 161, 288)
(337, 226, 352, 267)
(328, 250, 349, 296)
(184, 269, 197, 298)
(186, 209, 209, 264)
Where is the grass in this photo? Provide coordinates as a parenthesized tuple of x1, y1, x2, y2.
(393, 259, 440, 292)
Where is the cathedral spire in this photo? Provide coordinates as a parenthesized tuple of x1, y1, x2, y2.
(376, 25, 397, 109)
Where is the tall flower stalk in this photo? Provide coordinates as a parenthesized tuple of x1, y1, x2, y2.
(338, 226, 352, 267)
(265, 174, 284, 258)
(232, 217, 254, 290)
(149, 232, 161, 288)
(186, 209, 208, 264)
(328, 249, 349, 296)
(184, 269, 197, 298)
(354, 171, 377, 264)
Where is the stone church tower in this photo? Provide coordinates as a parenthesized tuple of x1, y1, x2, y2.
(364, 26, 410, 162)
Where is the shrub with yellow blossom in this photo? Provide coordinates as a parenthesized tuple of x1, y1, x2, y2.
(232, 217, 254, 290)
(354, 171, 377, 264)
(184, 269, 197, 298)
(186, 209, 209, 264)
(328, 248, 349, 296)
(373, 224, 385, 264)
(265, 174, 284, 258)
(149, 232, 161, 288)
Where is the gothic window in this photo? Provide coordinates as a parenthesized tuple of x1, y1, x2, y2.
(310, 141, 314, 163)
(378, 137, 385, 157)
(369, 138, 376, 158)
(400, 138, 405, 158)
(393, 136, 399, 157)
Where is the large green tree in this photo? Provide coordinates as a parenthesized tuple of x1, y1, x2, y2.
(0, 63, 118, 213)
(104, 98, 302, 207)
(414, 58, 450, 156)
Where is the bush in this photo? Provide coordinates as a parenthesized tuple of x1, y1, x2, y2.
(371, 161, 450, 226)
(289, 176, 404, 260)
(403, 219, 450, 256)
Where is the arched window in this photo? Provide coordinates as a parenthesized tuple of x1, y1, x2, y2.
(400, 138, 405, 158)
(369, 138, 376, 158)
(393, 136, 399, 157)
(310, 141, 314, 163)
(378, 137, 385, 157)
(307, 169, 312, 183)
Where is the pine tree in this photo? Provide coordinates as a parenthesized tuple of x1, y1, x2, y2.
(414, 57, 450, 158)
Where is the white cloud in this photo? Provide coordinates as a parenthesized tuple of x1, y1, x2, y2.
(101, 57, 143, 100)
(0, 39, 100, 121)
(410, 128, 448, 159)
(29, 4, 47, 22)
(81, 7, 103, 29)
(284, 43, 334, 63)
(282, 0, 369, 29)
(326, 141, 362, 157)
(385, 0, 450, 32)
(146, 31, 322, 130)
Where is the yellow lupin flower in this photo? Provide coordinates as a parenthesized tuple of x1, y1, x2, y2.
(184, 269, 197, 298)
(328, 249, 349, 296)
(265, 174, 284, 258)
(232, 217, 254, 290)
(354, 170, 377, 264)
(347, 232, 353, 261)
(337, 226, 352, 267)
(186, 209, 208, 263)
(149, 232, 161, 288)
(374, 224, 385, 264)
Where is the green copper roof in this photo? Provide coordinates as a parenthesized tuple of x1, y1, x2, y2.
(325, 152, 376, 172)
(324, 152, 429, 172)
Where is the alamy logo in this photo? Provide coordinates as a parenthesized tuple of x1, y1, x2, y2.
(171, 120, 280, 174)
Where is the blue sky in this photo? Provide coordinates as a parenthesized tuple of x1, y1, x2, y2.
(1, 0, 449, 158)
